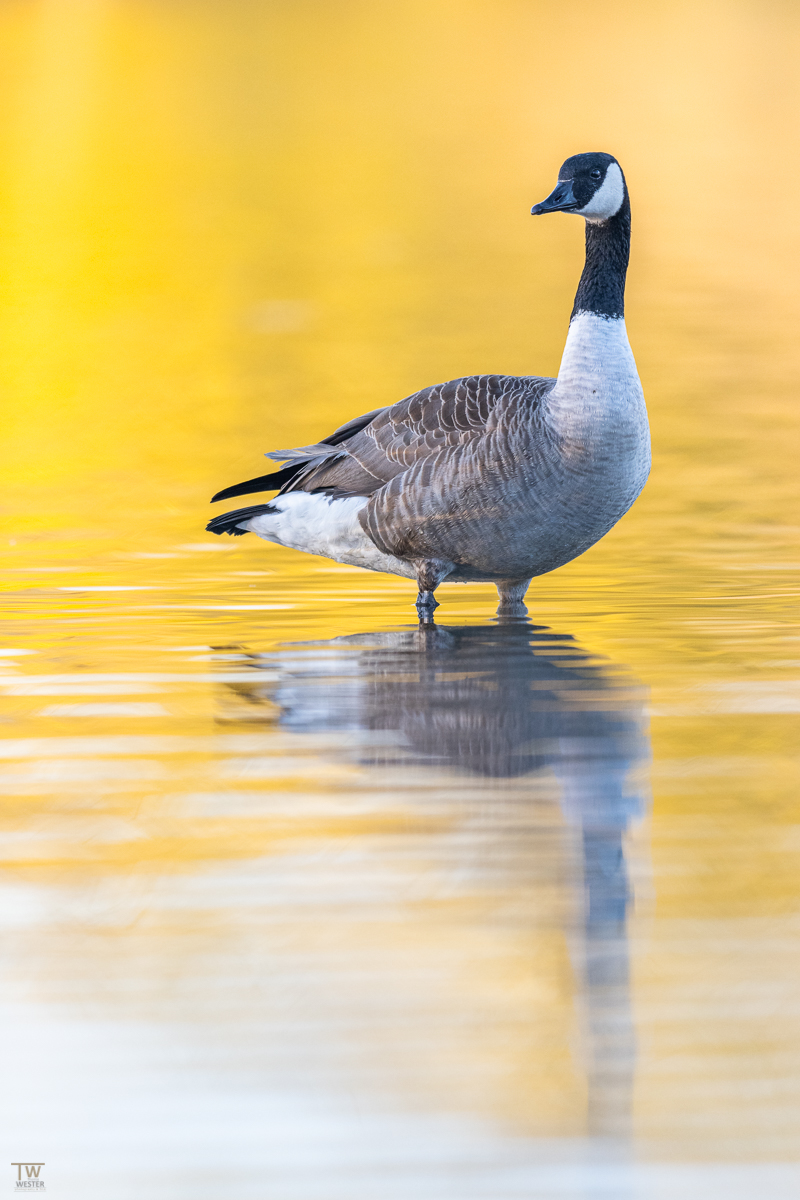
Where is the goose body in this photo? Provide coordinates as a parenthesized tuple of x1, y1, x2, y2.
(208, 152, 650, 616)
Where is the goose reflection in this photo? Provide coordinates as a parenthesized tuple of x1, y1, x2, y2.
(244, 618, 650, 1139)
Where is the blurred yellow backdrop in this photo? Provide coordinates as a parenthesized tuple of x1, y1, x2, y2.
(2, 0, 799, 527)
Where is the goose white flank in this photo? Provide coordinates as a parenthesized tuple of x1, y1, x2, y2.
(208, 152, 651, 619)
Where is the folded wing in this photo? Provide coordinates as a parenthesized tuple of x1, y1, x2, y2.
(211, 374, 555, 570)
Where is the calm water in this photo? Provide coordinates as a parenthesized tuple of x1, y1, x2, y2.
(2, 2, 800, 1197)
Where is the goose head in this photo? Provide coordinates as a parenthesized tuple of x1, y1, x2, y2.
(531, 152, 626, 224)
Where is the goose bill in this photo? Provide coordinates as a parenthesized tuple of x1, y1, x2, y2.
(531, 180, 577, 215)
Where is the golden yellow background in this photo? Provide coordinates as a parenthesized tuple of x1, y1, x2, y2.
(2, 0, 800, 1183)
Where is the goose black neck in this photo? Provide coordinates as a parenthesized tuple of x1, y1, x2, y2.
(570, 197, 630, 322)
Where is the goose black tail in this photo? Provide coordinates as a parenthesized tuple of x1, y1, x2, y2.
(206, 504, 276, 536)
(210, 407, 388, 504)
(211, 464, 299, 504)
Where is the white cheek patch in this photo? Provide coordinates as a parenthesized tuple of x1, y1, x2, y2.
(575, 162, 625, 222)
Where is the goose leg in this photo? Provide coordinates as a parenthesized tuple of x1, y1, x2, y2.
(496, 577, 532, 616)
(416, 590, 439, 622)
(414, 559, 453, 623)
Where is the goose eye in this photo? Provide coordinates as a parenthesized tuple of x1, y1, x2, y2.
(590, 169, 602, 180)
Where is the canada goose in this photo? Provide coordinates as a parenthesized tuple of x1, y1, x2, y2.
(208, 152, 650, 619)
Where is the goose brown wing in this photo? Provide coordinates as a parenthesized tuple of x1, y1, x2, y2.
(289, 374, 553, 500)
(211, 376, 553, 529)
(355, 374, 556, 571)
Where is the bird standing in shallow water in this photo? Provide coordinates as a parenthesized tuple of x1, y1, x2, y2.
(208, 152, 650, 621)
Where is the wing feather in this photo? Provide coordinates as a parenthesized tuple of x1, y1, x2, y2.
(211, 376, 556, 558)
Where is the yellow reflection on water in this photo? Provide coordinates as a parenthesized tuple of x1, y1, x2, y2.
(2, 2, 800, 1196)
